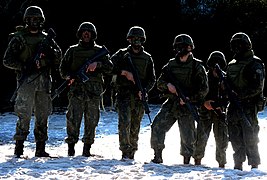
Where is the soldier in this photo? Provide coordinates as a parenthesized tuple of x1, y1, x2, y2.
(3, 6, 62, 157)
(150, 34, 209, 164)
(59, 22, 113, 157)
(193, 51, 229, 168)
(226, 32, 265, 170)
(110, 26, 156, 160)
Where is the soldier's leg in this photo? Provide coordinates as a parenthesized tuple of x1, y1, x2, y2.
(34, 91, 52, 157)
(244, 106, 260, 169)
(128, 101, 144, 159)
(228, 106, 246, 170)
(65, 96, 84, 156)
(82, 96, 100, 157)
(193, 107, 212, 165)
(117, 96, 133, 159)
(151, 106, 177, 163)
(178, 108, 196, 164)
(213, 115, 228, 168)
(13, 84, 34, 157)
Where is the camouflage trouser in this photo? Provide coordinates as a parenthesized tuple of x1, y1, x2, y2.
(13, 80, 52, 142)
(151, 98, 196, 157)
(227, 102, 260, 166)
(193, 105, 228, 165)
(65, 94, 100, 145)
(116, 91, 144, 155)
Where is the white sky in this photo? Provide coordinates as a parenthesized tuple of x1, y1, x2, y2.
(1, 104, 267, 179)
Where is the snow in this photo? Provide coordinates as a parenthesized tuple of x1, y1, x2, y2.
(1, 104, 267, 179)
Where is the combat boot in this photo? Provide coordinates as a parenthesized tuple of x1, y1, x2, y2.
(82, 143, 91, 157)
(14, 140, 24, 158)
(121, 152, 130, 160)
(151, 149, 163, 164)
(194, 158, 201, 165)
(183, 156, 191, 164)
(234, 162, 243, 171)
(68, 143, 75, 156)
(128, 151, 135, 159)
(35, 141, 50, 157)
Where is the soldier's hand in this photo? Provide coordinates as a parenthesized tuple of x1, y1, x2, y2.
(204, 100, 214, 110)
(66, 75, 75, 85)
(138, 91, 142, 100)
(179, 97, 189, 105)
(138, 91, 148, 100)
(86, 62, 98, 72)
(121, 70, 135, 84)
(167, 83, 177, 94)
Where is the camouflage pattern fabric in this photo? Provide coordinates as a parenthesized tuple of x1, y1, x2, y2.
(3, 27, 62, 142)
(193, 106, 228, 165)
(117, 89, 144, 154)
(151, 54, 208, 159)
(111, 45, 156, 157)
(151, 98, 196, 157)
(65, 93, 101, 144)
(226, 50, 265, 167)
(193, 69, 229, 166)
(60, 42, 113, 146)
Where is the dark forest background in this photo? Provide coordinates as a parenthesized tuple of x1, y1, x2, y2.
(1, 0, 267, 113)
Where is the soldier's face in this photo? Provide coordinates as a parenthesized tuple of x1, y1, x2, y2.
(128, 37, 143, 50)
(26, 17, 42, 31)
(81, 31, 91, 42)
(174, 43, 191, 57)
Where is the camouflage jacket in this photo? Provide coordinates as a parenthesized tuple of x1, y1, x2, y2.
(3, 26, 62, 92)
(226, 50, 265, 102)
(59, 41, 113, 96)
(158, 54, 209, 105)
(110, 45, 156, 93)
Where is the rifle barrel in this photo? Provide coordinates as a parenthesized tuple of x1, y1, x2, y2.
(127, 54, 152, 124)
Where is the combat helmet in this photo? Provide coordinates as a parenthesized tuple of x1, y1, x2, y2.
(230, 32, 252, 54)
(76, 22, 97, 40)
(173, 34, 195, 50)
(206, 51, 227, 69)
(126, 26, 146, 43)
(23, 6, 45, 30)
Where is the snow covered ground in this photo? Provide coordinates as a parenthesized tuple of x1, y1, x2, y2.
(1, 104, 267, 179)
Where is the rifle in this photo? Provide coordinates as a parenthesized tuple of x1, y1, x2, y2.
(10, 28, 57, 103)
(165, 67, 208, 139)
(214, 63, 252, 127)
(51, 45, 109, 100)
(210, 101, 227, 125)
(126, 53, 152, 124)
(165, 67, 200, 124)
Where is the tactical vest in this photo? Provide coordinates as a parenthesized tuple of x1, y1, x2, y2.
(68, 44, 103, 82)
(227, 58, 255, 90)
(168, 58, 199, 92)
(115, 49, 150, 87)
(9, 26, 49, 67)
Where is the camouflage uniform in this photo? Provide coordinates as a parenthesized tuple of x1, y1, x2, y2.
(59, 22, 113, 156)
(193, 51, 229, 168)
(150, 34, 209, 164)
(110, 26, 156, 159)
(3, 6, 62, 157)
(226, 32, 265, 170)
